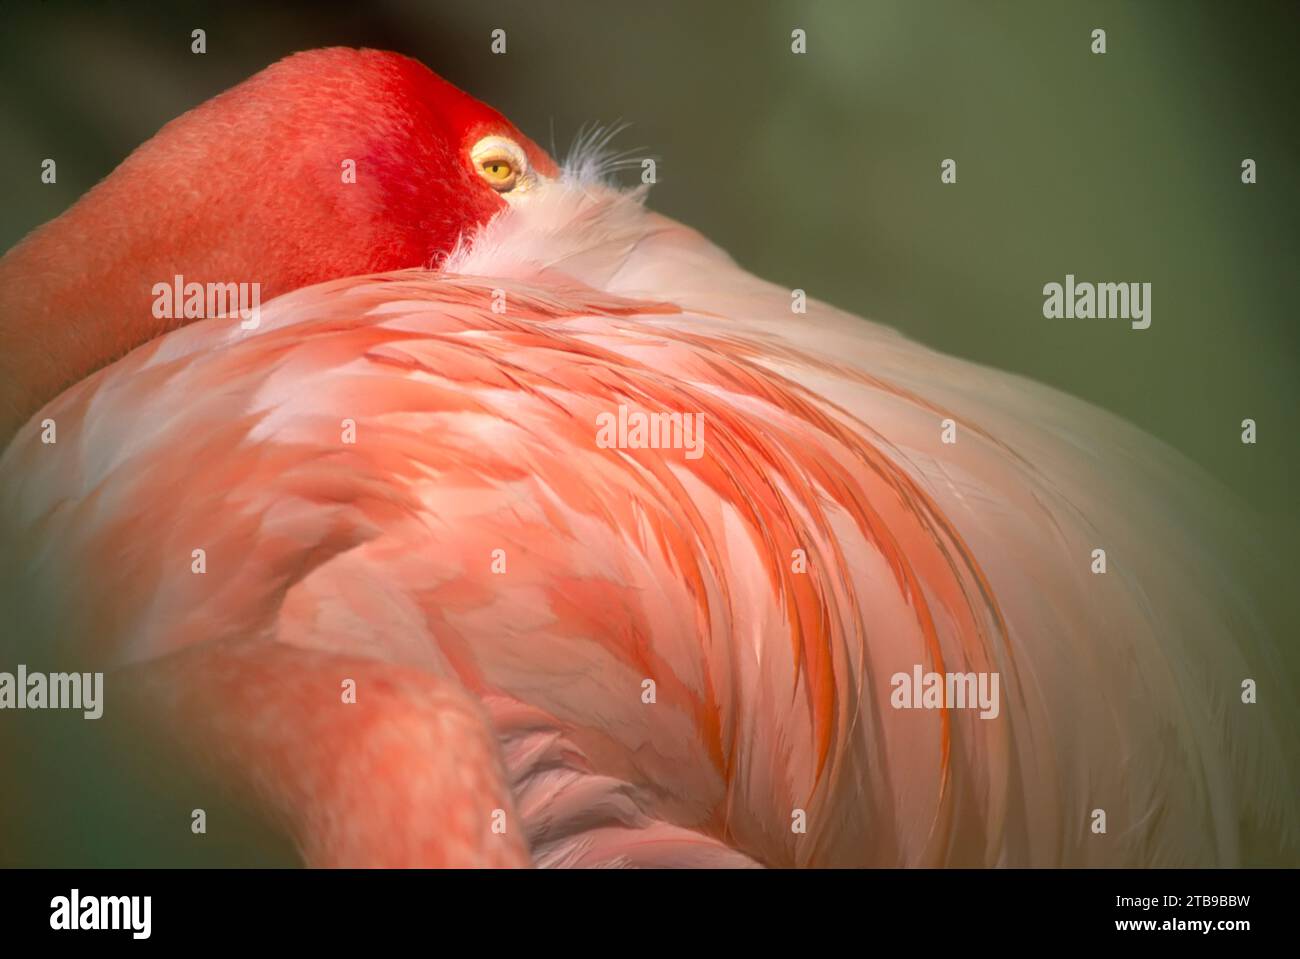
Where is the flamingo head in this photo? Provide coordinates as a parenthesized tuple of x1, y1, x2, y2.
(214, 47, 563, 275)
(0, 47, 559, 440)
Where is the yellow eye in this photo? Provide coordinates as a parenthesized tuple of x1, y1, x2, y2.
(470, 135, 528, 193)
(480, 158, 516, 187)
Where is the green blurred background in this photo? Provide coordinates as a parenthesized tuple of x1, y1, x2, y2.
(0, 0, 1296, 865)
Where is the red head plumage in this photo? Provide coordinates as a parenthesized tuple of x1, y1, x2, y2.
(0, 47, 556, 440)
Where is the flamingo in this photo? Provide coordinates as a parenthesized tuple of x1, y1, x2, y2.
(0, 48, 1295, 868)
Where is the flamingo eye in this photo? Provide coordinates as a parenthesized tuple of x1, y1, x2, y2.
(470, 136, 527, 193)
(481, 160, 514, 182)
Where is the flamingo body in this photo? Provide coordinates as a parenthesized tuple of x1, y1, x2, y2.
(0, 50, 1295, 868)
